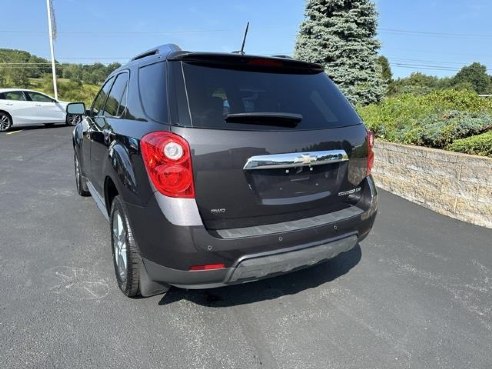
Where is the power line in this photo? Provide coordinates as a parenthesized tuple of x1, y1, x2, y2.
(383, 47, 492, 58)
(390, 62, 491, 73)
(1, 26, 490, 38)
(388, 57, 475, 67)
(379, 27, 492, 39)
(52, 57, 129, 60)
(0, 60, 125, 64)
(0, 61, 481, 73)
(0, 65, 60, 69)
(0, 62, 53, 65)
(392, 63, 461, 72)
(0, 26, 292, 36)
(0, 29, 228, 35)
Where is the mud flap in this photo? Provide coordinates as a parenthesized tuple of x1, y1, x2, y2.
(139, 259, 170, 297)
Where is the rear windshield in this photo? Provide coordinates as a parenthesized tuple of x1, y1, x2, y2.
(173, 62, 361, 130)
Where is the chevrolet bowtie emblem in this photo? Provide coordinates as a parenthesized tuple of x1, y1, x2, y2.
(295, 154, 316, 165)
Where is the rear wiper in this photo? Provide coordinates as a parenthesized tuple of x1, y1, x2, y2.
(225, 112, 302, 127)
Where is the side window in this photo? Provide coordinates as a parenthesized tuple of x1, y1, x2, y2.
(139, 62, 168, 122)
(104, 72, 129, 118)
(0, 93, 5, 100)
(117, 84, 128, 117)
(5, 91, 26, 101)
(27, 92, 54, 103)
(91, 77, 115, 117)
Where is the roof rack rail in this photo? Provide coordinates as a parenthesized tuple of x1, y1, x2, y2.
(131, 44, 182, 61)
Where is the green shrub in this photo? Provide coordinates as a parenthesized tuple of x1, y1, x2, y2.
(447, 130, 492, 157)
(357, 89, 492, 149)
(417, 111, 492, 148)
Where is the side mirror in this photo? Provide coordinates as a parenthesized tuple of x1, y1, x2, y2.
(66, 102, 86, 115)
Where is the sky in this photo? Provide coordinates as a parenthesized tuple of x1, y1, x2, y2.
(0, 0, 491, 79)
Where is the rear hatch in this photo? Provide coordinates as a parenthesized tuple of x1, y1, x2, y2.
(168, 54, 369, 230)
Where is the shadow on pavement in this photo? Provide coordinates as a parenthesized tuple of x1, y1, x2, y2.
(8, 124, 69, 131)
(158, 244, 362, 307)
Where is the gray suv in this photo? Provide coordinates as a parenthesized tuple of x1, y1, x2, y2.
(68, 44, 378, 298)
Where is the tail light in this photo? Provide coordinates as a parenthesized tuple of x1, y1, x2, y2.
(367, 130, 375, 176)
(141, 131, 195, 198)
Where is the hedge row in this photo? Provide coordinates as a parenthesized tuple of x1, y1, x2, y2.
(448, 130, 492, 157)
(357, 89, 492, 157)
(398, 111, 492, 148)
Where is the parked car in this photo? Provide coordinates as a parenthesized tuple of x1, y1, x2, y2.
(0, 88, 79, 131)
(68, 44, 378, 298)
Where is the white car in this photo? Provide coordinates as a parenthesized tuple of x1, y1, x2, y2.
(0, 88, 78, 132)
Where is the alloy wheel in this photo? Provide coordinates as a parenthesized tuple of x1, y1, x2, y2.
(0, 113, 11, 132)
(112, 210, 128, 282)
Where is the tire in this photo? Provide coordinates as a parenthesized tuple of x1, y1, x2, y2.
(0, 111, 12, 132)
(74, 154, 90, 197)
(66, 114, 81, 126)
(110, 196, 142, 297)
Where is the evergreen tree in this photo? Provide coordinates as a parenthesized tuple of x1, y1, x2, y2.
(295, 0, 385, 105)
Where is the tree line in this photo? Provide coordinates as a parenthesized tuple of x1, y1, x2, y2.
(0, 48, 121, 87)
(378, 57, 492, 96)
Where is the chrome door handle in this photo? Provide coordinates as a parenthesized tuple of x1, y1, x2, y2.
(85, 126, 95, 139)
(243, 150, 348, 170)
(103, 129, 115, 143)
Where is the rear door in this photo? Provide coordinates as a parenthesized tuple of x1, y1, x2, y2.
(83, 76, 115, 189)
(90, 71, 129, 193)
(25, 91, 65, 123)
(169, 59, 369, 230)
(1, 91, 35, 125)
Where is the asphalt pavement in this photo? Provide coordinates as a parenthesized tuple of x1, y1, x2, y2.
(0, 125, 491, 369)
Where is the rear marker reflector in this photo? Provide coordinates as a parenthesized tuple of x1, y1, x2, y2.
(189, 264, 226, 271)
(367, 130, 375, 176)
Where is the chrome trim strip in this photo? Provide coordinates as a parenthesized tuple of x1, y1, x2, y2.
(243, 150, 348, 170)
(87, 181, 109, 221)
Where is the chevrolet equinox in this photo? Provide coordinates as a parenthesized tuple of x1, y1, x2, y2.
(68, 44, 378, 298)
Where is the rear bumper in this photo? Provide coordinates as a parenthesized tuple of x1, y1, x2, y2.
(142, 234, 358, 289)
(126, 176, 378, 289)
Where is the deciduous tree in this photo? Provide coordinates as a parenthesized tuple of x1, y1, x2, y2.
(452, 62, 491, 94)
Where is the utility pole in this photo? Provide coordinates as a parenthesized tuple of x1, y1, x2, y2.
(46, 0, 58, 100)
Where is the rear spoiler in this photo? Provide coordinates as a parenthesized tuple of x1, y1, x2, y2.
(167, 52, 324, 73)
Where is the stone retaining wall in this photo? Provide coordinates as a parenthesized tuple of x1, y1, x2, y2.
(373, 141, 492, 229)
